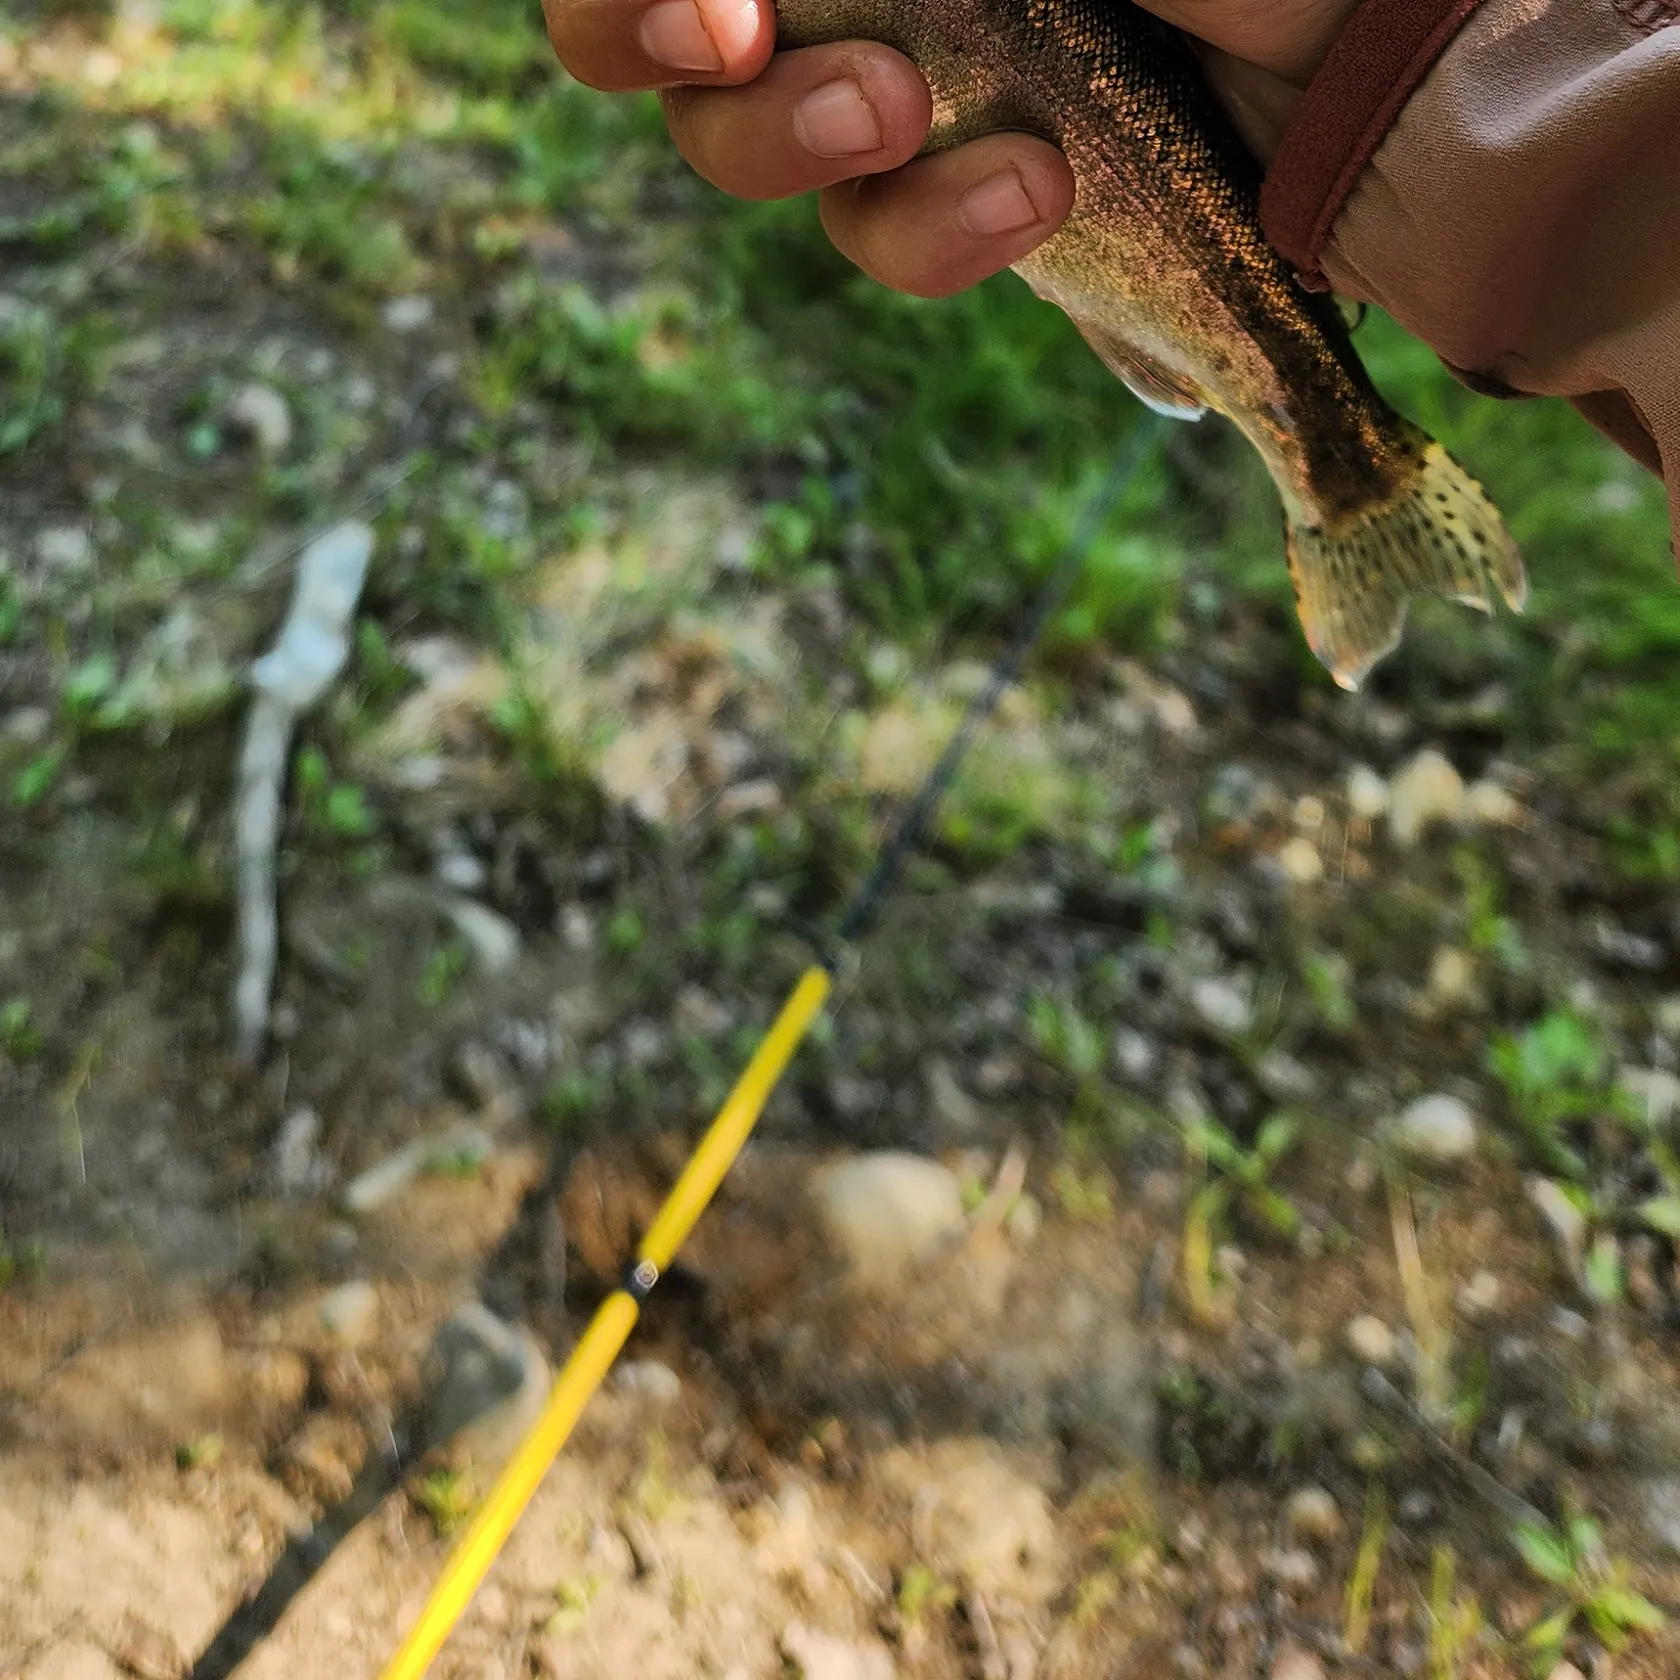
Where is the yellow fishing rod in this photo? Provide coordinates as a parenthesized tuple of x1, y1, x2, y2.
(377, 419, 1160, 1680)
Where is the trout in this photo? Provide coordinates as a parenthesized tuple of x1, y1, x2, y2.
(774, 0, 1527, 689)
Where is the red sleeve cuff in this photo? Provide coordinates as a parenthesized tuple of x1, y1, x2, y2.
(1259, 0, 1492, 286)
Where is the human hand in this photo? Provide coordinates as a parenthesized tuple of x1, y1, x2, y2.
(539, 0, 1356, 297)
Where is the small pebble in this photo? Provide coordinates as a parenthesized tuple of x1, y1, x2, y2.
(1277, 836, 1324, 885)
(1426, 947, 1477, 1005)
(1456, 1270, 1501, 1318)
(1388, 749, 1463, 846)
(1005, 1194, 1042, 1247)
(316, 1280, 379, 1347)
(1113, 1026, 1158, 1081)
(1269, 1649, 1326, 1680)
(1655, 996, 1680, 1041)
(1284, 1486, 1343, 1546)
(779, 1622, 894, 1680)
(1392, 1093, 1478, 1165)
(227, 382, 293, 454)
(1262, 1547, 1320, 1590)
(1191, 976, 1254, 1036)
(815, 1152, 966, 1288)
(1345, 765, 1389, 820)
(926, 1059, 983, 1134)
(1346, 1314, 1397, 1367)
(1467, 780, 1522, 826)
(35, 524, 93, 571)
(614, 1359, 681, 1407)
(1256, 1050, 1318, 1102)
(447, 899, 520, 975)
(383, 294, 435, 332)
(1528, 1177, 1586, 1267)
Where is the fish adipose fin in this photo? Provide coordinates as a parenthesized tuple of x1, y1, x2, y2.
(1288, 426, 1528, 693)
(1079, 325, 1209, 422)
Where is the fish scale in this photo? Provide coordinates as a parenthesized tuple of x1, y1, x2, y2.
(775, 0, 1528, 688)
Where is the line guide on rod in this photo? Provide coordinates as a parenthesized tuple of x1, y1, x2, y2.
(378, 418, 1160, 1680)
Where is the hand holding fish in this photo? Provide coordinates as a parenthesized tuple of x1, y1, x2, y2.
(538, 0, 1354, 298)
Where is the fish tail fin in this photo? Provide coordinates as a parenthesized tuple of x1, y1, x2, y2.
(1286, 428, 1528, 691)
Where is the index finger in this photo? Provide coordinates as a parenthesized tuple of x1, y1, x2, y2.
(541, 0, 773, 92)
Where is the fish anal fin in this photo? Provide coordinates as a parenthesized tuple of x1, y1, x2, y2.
(1079, 325, 1210, 422)
(1287, 434, 1528, 691)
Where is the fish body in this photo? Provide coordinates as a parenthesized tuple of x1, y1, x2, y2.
(774, 0, 1527, 688)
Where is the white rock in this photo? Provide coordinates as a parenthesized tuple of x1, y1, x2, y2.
(1655, 996, 1680, 1042)
(1112, 1027, 1158, 1081)
(227, 382, 294, 454)
(1345, 765, 1389, 820)
(1387, 749, 1463, 846)
(815, 1153, 965, 1288)
(1284, 1486, 1343, 1545)
(926, 1060, 983, 1134)
(1467, 780, 1522, 826)
(1269, 1651, 1326, 1680)
(382, 294, 435, 333)
(1346, 1314, 1396, 1367)
(1457, 1270, 1501, 1317)
(1277, 837, 1324, 885)
(614, 1359, 681, 1407)
(316, 1280, 379, 1347)
(1528, 1177, 1586, 1266)
(715, 778, 782, 822)
(1621, 1067, 1680, 1128)
(1191, 976, 1254, 1037)
(1641, 1475, 1680, 1558)
(779, 1624, 894, 1680)
(1427, 947, 1477, 1005)
(35, 525, 93, 571)
(2, 705, 52, 745)
(1004, 1194, 1041, 1247)
(1257, 1050, 1318, 1103)
(1262, 1547, 1320, 1590)
(1392, 1093, 1478, 1165)
(905, 1441, 1060, 1596)
(447, 899, 520, 975)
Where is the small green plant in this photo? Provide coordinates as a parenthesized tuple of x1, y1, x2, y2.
(0, 999, 43, 1060)
(1300, 949, 1356, 1035)
(293, 747, 379, 842)
(1487, 1010, 1628, 1178)
(175, 1432, 224, 1471)
(417, 939, 469, 1008)
(1456, 847, 1530, 973)
(1512, 1509, 1664, 1674)
(545, 1574, 603, 1637)
(605, 906, 645, 955)
(896, 1564, 958, 1628)
(1426, 1545, 1484, 1680)
(414, 1467, 475, 1537)
(0, 1224, 44, 1290)
(11, 745, 64, 809)
(1049, 1159, 1113, 1222)
(542, 1070, 604, 1130)
(1184, 1110, 1302, 1239)
(1027, 990, 1104, 1082)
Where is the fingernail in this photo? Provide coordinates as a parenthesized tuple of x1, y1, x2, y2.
(793, 79, 882, 159)
(959, 167, 1039, 237)
(639, 0, 723, 72)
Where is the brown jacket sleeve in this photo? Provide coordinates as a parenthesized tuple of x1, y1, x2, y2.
(1258, 0, 1680, 541)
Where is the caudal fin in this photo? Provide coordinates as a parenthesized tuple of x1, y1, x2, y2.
(1286, 431, 1527, 691)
